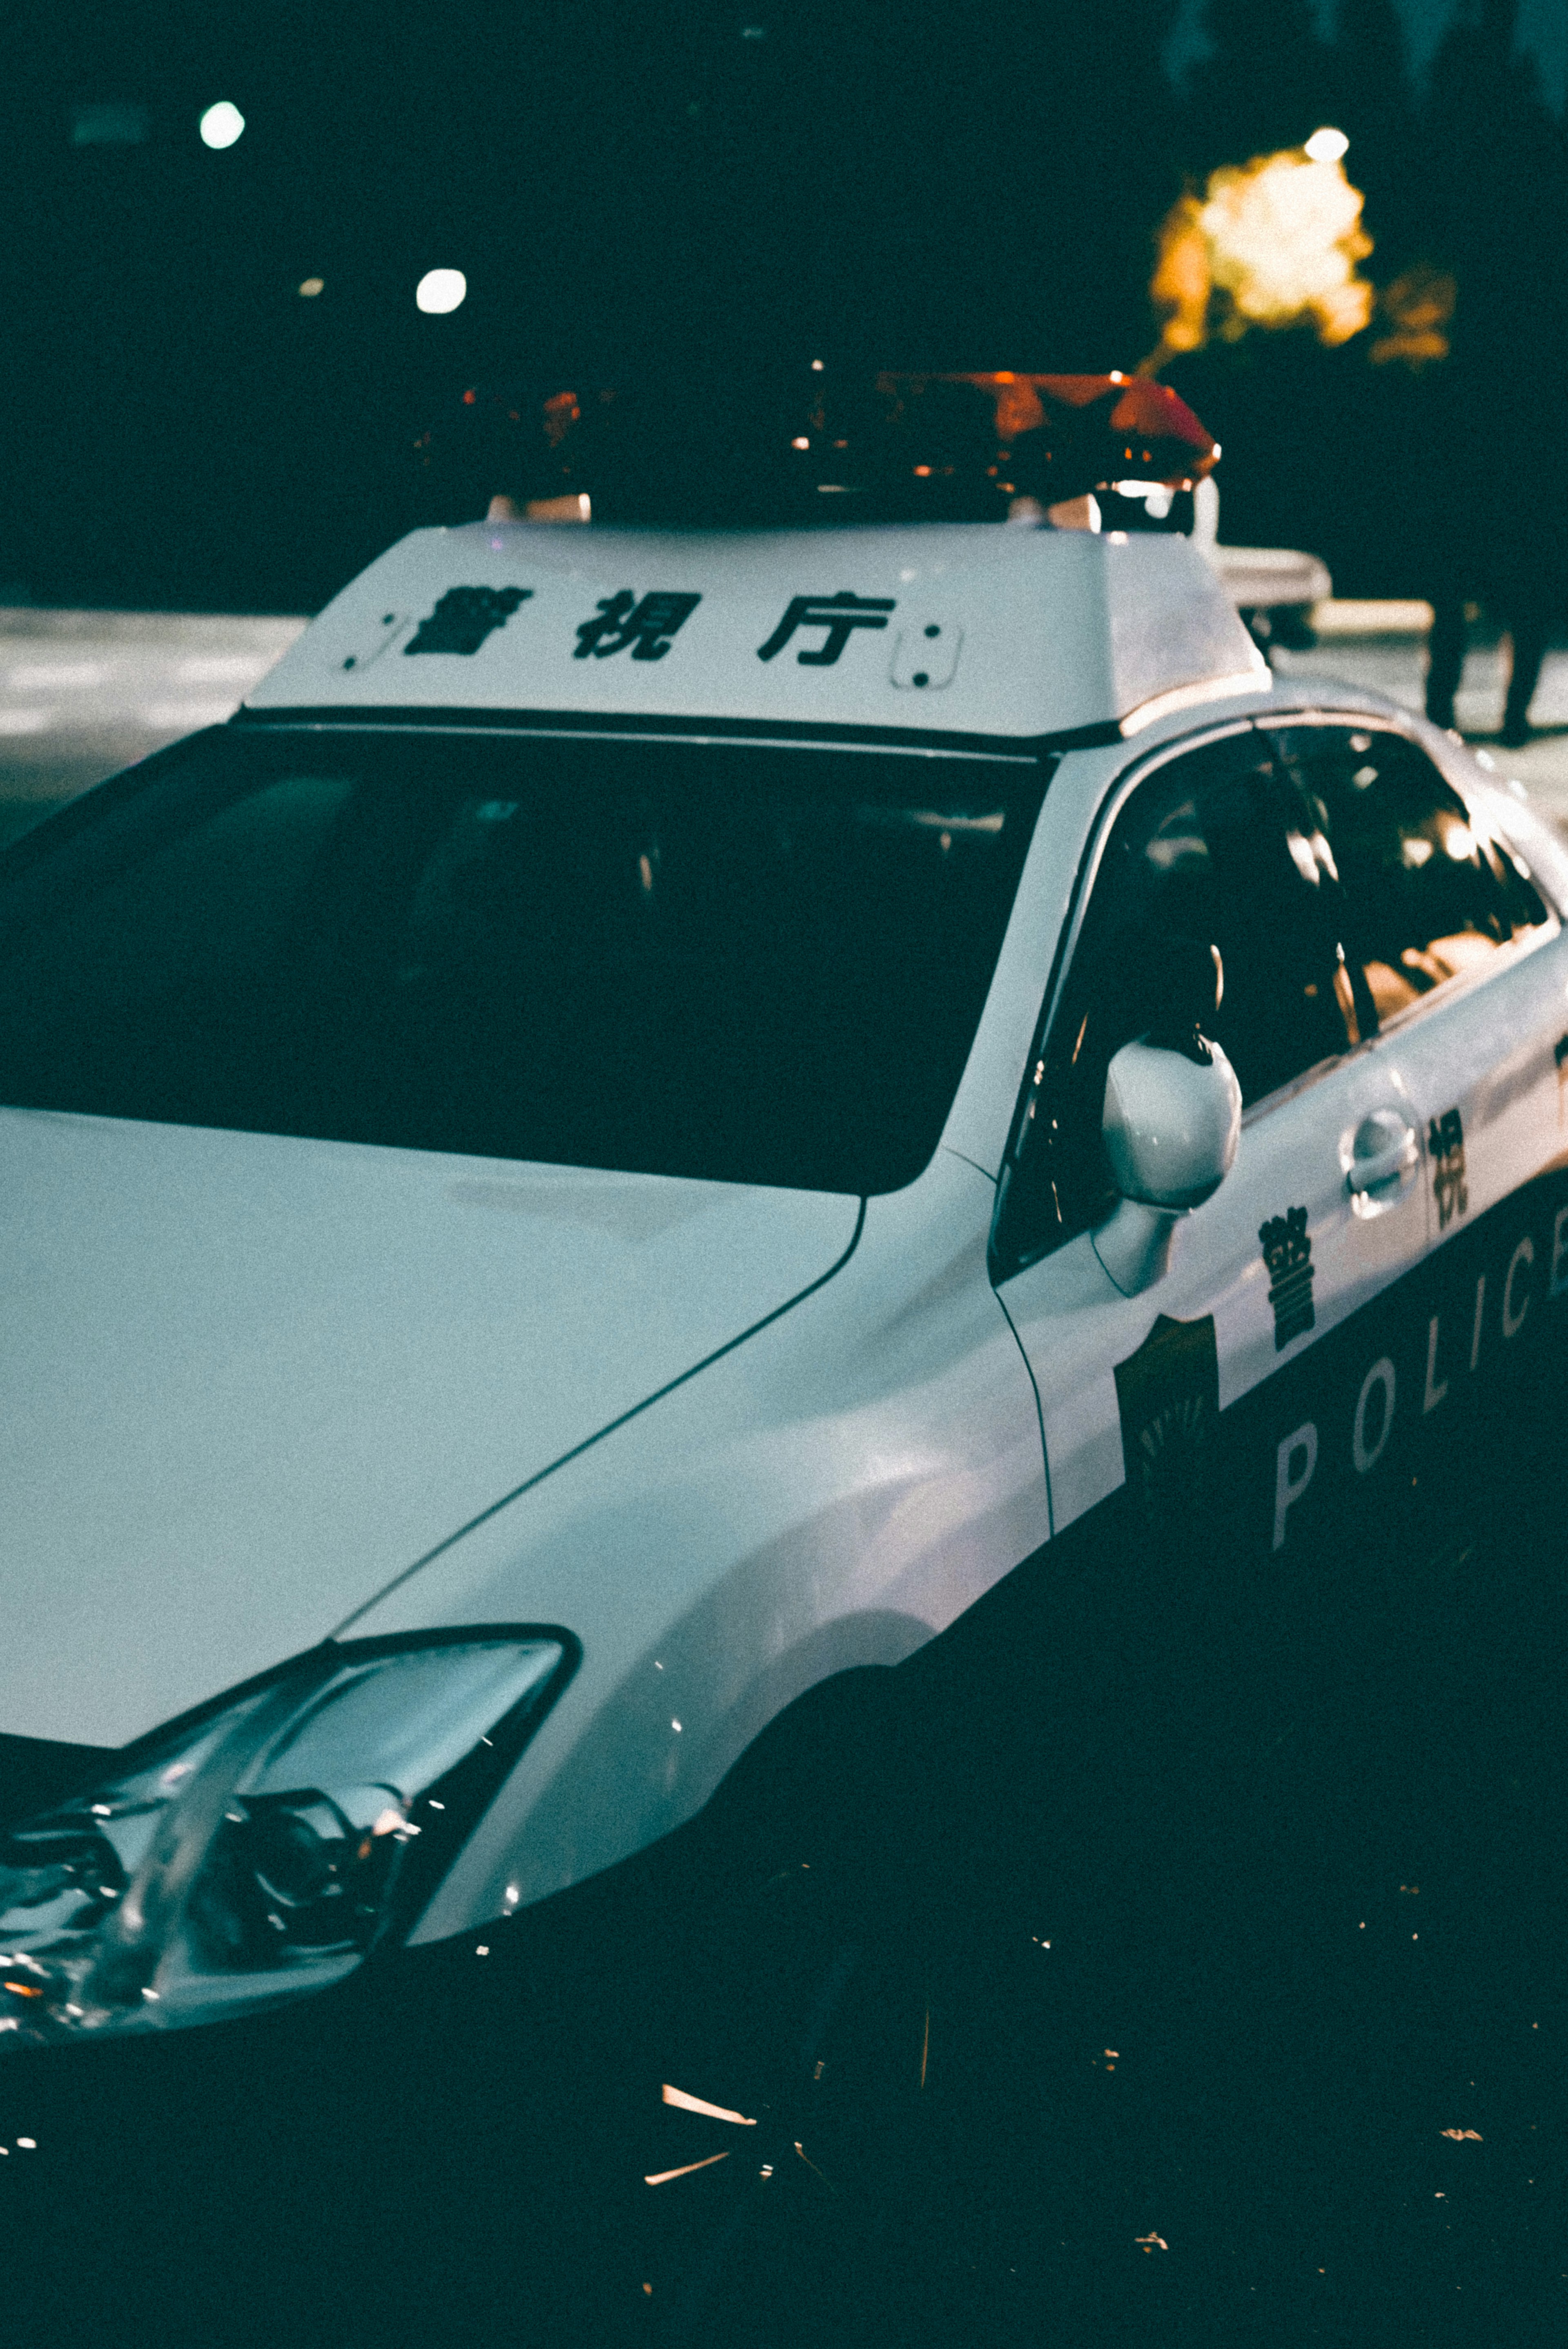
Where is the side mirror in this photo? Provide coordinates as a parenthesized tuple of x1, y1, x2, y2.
(1093, 1033, 1241, 1295)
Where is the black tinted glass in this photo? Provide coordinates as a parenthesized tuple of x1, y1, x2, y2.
(0, 727, 1046, 1195)
(1269, 726, 1550, 1021)
(1000, 732, 1359, 1263)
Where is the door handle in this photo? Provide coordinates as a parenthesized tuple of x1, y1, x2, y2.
(1345, 1111, 1419, 1198)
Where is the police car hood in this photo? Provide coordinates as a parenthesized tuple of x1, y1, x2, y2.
(244, 520, 1264, 736)
(0, 1109, 859, 1748)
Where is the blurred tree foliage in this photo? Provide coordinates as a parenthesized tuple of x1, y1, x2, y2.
(1166, 0, 1568, 596)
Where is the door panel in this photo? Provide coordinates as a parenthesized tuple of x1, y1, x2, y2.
(1204, 1159, 1568, 1567)
(1390, 933, 1568, 1233)
(1266, 719, 1566, 1302)
(993, 720, 1431, 1560)
(1003, 1038, 1428, 1546)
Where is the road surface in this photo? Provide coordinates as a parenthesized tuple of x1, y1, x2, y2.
(1, 602, 1565, 845)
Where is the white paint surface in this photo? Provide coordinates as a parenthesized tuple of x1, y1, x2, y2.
(247, 522, 1263, 737)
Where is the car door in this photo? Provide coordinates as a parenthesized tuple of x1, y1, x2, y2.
(991, 720, 1432, 1570)
(1268, 718, 1568, 1470)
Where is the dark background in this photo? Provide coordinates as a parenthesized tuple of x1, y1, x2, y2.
(1, 1, 1564, 615)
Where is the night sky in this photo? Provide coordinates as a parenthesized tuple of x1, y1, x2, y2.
(2, 3, 1564, 612)
(1167, 0, 1566, 104)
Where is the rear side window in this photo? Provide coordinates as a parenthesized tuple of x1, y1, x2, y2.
(996, 718, 1553, 1278)
(1268, 725, 1551, 1022)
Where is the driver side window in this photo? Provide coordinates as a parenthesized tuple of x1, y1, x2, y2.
(996, 728, 1367, 1273)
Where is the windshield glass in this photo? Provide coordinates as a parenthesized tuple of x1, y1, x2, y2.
(0, 725, 1047, 1193)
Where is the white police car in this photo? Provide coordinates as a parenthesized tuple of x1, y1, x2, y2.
(3, 474, 1567, 2067)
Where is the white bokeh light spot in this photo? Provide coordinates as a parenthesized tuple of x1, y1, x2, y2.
(1304, 126, 1349, 164)
(199, 102, 246, 151)
(416, 269, 468, 315)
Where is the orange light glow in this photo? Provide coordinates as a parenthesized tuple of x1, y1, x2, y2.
(542, 390, 581, 450)
(876, 371, 1218, 491)
(1371, 266, 1455, 371)
(661, 2083, 756, 2126)
(644, 2151, 732, 2186)
(1146, 144, 1374, 371)
(993, 378, 1045, 440)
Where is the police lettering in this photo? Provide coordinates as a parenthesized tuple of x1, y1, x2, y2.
(1352, 1356, 1396, 1473)
(1267, 1197, 1568, 1552)
(757, 591, 896, 666)
(574, 591, 701, 662)
(1272, 1421, 1317, 1551)
(1503, 1234, 1534, 1336)
(405, 585, 532, 655)
(1423, 1315, 1448, 1414)
(1552, 1204, 1568, 1298)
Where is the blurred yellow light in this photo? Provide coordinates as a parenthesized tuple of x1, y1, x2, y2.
(1200, 152, 1372, 341)
(1147, 145, 1373, 367)
(298, 277, 325, 298)
(1370, 265, 1455, 371)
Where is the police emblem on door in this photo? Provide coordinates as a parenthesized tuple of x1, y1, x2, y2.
(1114, 1313, 1221, 1532)
(1259, 1206, 1316, 1349)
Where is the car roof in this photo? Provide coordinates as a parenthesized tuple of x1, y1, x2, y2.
(244, 520, 1269, 743)
(1253, 671, 1410, 724)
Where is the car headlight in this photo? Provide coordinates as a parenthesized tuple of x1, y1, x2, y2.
(0, 1629, 574, 2048)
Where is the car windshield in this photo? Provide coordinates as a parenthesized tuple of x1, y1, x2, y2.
(0, 724, 1047, 1193)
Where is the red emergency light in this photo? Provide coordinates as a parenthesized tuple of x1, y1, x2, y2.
(410, 366, 1218, 526)
(875, 372, 1219, 498)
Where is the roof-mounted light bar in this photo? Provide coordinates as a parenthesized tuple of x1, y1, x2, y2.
(411, 367, 1221, 530)
(874, 372, 1219, 504)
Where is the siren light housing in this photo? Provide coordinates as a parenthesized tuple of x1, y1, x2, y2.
(409, 367, 1218, 529)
